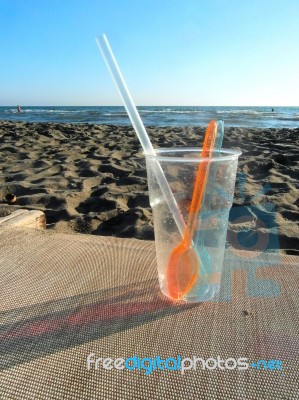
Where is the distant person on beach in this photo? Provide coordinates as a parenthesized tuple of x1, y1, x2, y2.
(17, 105, 22, 112)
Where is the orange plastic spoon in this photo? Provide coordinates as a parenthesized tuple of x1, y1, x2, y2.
(166, 120, 218, 300)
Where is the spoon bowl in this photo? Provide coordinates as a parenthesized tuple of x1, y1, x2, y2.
(166, 241, 199, 300)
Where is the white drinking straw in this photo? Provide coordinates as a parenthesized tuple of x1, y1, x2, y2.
(96, 34, 186, 237)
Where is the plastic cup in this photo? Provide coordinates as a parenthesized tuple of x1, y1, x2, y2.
(145, 147, 242, 302)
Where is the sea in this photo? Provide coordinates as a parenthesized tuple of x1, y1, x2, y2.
(0, 106, 298, 128)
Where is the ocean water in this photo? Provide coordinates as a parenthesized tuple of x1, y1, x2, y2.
(0, 106, 298, 128)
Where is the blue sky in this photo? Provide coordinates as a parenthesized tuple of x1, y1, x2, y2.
(0, 0, 298, 106)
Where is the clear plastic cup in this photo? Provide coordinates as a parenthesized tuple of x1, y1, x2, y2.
(146, 147, 241, 302)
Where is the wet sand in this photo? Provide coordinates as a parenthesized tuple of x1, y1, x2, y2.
(0, 121, 298, 254)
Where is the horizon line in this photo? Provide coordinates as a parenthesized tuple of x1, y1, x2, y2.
(1, 105, 297, 108)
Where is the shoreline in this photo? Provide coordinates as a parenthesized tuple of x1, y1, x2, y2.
(0, 120, 298, 254)
(1, 105, 299, 129)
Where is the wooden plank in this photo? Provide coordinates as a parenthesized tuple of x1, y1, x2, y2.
(0, 209, 46, 229)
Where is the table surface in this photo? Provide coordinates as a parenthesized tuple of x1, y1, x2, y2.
(0, 228, 298, 399)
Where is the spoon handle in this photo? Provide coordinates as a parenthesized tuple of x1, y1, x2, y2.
(184, 120, 218, 246)
(196, 120, 224, 247)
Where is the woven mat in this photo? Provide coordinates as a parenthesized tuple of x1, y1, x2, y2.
(0, 228, 298, 399)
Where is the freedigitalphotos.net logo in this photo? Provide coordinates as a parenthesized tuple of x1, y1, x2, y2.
(86, 354, 282, 376)
(228, 174, 280, 254)
(219, 172, 281, 301)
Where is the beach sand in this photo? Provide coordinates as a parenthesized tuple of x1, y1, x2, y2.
(0, 121, 298, 255)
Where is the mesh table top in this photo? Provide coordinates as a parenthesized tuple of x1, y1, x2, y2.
(0, 228, 298, 399)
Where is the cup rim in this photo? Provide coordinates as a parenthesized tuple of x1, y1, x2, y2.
(145, 147, 242, 162)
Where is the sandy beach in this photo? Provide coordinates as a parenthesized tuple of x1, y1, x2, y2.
(0, 120, 298, 254)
